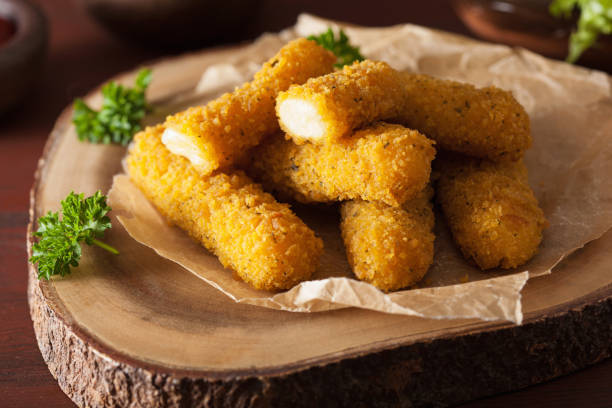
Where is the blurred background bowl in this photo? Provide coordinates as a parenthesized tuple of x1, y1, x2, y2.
(0, 0, 47, 115)
(79, 0, 262, 50)
(452, 0, 612, 71)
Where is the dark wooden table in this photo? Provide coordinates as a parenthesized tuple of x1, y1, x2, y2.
(1, 1, 610, 407)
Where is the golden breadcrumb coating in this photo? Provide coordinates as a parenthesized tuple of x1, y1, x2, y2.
(436, 154, 547, 269)
(126, 125, 324, 291)
(248, 123, 436, 206)
(276, 61, 530, 161)
(340, 187, 435, 292)
(276, 60, 406, 144)
(398, 73, 531, 161)
(163, 38, 336, 175)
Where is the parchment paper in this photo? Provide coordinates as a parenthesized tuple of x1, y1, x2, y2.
(109, 14, 612, 324)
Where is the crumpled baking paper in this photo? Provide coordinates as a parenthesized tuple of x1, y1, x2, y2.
(108, 14, 612, 324)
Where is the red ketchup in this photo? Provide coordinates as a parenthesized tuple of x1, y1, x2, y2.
(0, 17, 15, 47)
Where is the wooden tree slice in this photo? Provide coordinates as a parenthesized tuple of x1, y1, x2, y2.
(28, 42, 612, 408)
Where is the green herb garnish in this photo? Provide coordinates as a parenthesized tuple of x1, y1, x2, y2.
(29, 191, 118, 280)
(73, 68, 152, 146)
(550, 0, 612, 63)
(308, 28, 365, 68)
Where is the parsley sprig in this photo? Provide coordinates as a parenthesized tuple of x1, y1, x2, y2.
(29, 191, 118, 280)
(308, 28, 365, 68)
(550, 0, 612, 63)
(73, 68, 152, 146)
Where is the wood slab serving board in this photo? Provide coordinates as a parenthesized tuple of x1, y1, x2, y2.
(28, 40, 612, 407)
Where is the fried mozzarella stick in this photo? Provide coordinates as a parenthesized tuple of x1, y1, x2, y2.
(398, 74, 532, 161)
(340, 187, 435, 292)
(249, 123, 435, 207)
(436, 155, 547, 270)
(163, 38, 336, 175)
(127, 125, 323, 291)
(277, 59, 530, 161)
(276, 60, 406, 144)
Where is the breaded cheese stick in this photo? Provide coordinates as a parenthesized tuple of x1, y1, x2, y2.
(436, 154, 547, 270)
(276, 60, 406, 144)
(340, 187, 435, 292)
(127, 125, 324, 291)
(277, 60, 530, 161)
(248, 123, 436, 207)
(163, 38, 336, 175)
(398, 73, 531, 161)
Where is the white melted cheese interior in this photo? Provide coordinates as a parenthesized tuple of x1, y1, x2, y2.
(161, 127, 206, 168)
(278, 98, 326, 142)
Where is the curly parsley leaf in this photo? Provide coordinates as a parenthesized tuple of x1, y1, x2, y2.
(550, 0, 612, 63)
(29, 191, 118, 280)
(308, 28, 365, 68)
(73, 68, 152, 146)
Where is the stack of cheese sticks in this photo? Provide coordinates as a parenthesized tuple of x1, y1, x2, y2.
(127, 37, 547, 293)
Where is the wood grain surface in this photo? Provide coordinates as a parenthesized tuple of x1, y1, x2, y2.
(2, 1, 612, 407)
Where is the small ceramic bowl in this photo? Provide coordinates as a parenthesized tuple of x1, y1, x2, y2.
(79, 0, 261, 49)
(452, 0, 612, 72)
(0, 0, 47, 114)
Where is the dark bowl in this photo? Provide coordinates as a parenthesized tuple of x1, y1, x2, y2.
(452, 0, 612, 72)
(80, 0, 262, 50)
(0, 0, 47, 114)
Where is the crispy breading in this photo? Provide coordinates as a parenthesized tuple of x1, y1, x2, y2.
(276, 60, 406, 144)
(398, 73, 531, 161)
(248, 123, 436, 206)
(126, 125, 323, 291)
(340, 187, 435, 292)
(163, 38, 336, 175)
(436, 154, 547, 269)
(276, 60, 530, 161)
